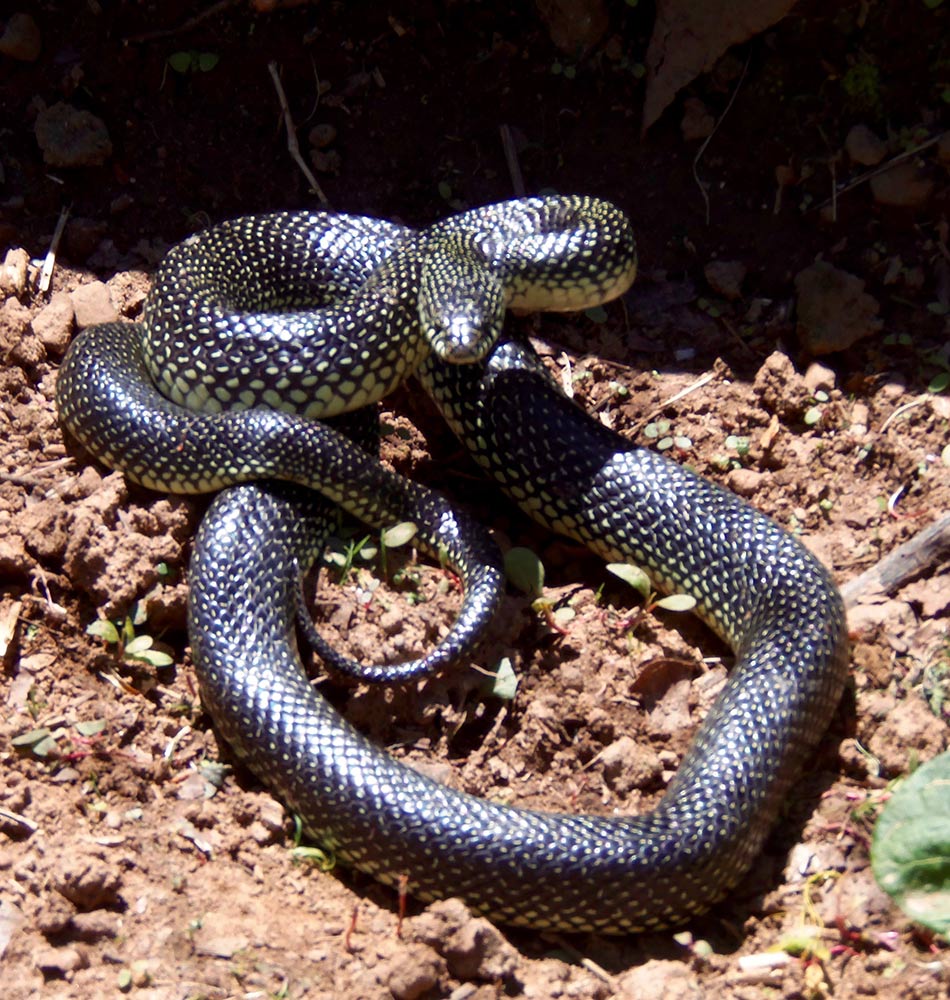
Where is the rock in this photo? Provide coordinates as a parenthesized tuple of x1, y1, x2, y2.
(384, 943, 443, 1000)
(865, 696, 948, 776)
(70, 910, 119, 942)
(34, 946, 88, 978)
(536, 0, 608, 54)
(310, 148, 341, 174)
(617, 959, 702, 999)
(0, 535, 33, 578)
(869, 161, 935, 210)
(34, 101, 113, 168)
(30, 291, 74, 355)
(726, 468, 764, 498)
(753, 351, 809, 421)
(794, 261, 881, 354)
(308, 123, 337, 149)
(0, 297, 34, 358)
(0, 12, 41, 62)
(704, 259, 747, 300)
(412, 898, 517, 982)
(844, 124, 886, 166)
(71, 280, 118, 327)
(803, 360, 836, 395)
(849, 400, 869, 436)
(598, 736, 662, 794)
(680, 96, 715, 141)
(52, 852, 123, 911)
(1, 247, 30, 297)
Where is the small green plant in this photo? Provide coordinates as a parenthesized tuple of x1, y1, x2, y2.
(606, 562, 697, 619)
(13, 718, 106, 760)
(86, 602, 173, 668)
(804, 389, 831, 427)
(643, 419, 693, 453)
(871, 751, 950, 936)
(712, 432, 752, 471)
(167, 51, 220, 74)
(841, 58, 883, 113)
(504, 546, 575, 633)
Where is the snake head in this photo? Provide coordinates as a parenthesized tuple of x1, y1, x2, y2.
(418, 247, 507, 364)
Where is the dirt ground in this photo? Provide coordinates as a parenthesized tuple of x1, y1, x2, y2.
(1, 2, 949, 998)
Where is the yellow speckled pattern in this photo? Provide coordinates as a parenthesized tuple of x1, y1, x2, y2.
(56, 197, 847, 933)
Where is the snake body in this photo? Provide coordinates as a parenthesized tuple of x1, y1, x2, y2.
(57, 197, 849, 932)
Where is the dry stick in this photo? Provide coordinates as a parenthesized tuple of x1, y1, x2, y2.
(38, 205, 69, 294)
(841, 513, 950, 609)
(499, 124, 526, 198)
(692, 53, 751, 225)
(813, 131, 947, 211)
(268, 61, 329, 206)
(879, 395, 930, 434)
(124, 0, 240, 44)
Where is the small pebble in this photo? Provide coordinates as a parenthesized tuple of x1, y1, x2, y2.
(803, 360, 836, 394)
(0, 12, 41, 62)
(704, 259, 747, 301)
(308, 122, 337, 149)
(71, 281, 118, 327)
(870, 161, 935, 210)
(844, 124, 886, 166)
(1, 247, 30, 297)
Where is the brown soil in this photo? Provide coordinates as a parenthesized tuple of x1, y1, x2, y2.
(1, 3, 949, 998)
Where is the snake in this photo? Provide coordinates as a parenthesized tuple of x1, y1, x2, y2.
(56, 197, 849, 933)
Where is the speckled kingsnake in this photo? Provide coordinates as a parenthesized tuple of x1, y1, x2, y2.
(57, 197, 849, 933)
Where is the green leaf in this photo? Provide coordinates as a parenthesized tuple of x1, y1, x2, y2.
(75, 719, 107, 737)
(197, 52, 219, 72)
(486, 657, 519, 700)
(505, 547, 544, 597)
(125, 634, 154, 655)
(13, 726, 61, 757)
(122, 616, 136, 645)
(871, 751, 950, 935)
(606, 562, 651, 599)
(654, 593, 697, 613)
(928, 371, 950, 394)
(381, 522, 417, 548)
(804, 406, 823, 426)
(552, 606, 576, 628)
(12, 726, 51, 749)
(87, 618, 120, 644)
(584, 305, 608, 323)
(289, 845, 336, 871)
(168, 51, 194, 74)
(141, 649, 174, 667)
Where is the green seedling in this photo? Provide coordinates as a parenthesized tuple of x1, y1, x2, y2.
(13, 718, 107, 760)
(606, 562, 697, 633)
(167, 51, 220, 74)
(324, 533, 376, 584)
(644, 419, 693, 453)
(379, 521, 417, 579)
(86, 602, 173, 668)
(504, 546, 574, 633)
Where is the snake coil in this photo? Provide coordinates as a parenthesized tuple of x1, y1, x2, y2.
(57, 197, 848, 932)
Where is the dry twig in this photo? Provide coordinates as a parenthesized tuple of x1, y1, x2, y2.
(38, 205, 69, 294)
(692, 53, 750, 225)
(268, 61, 329, 206)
